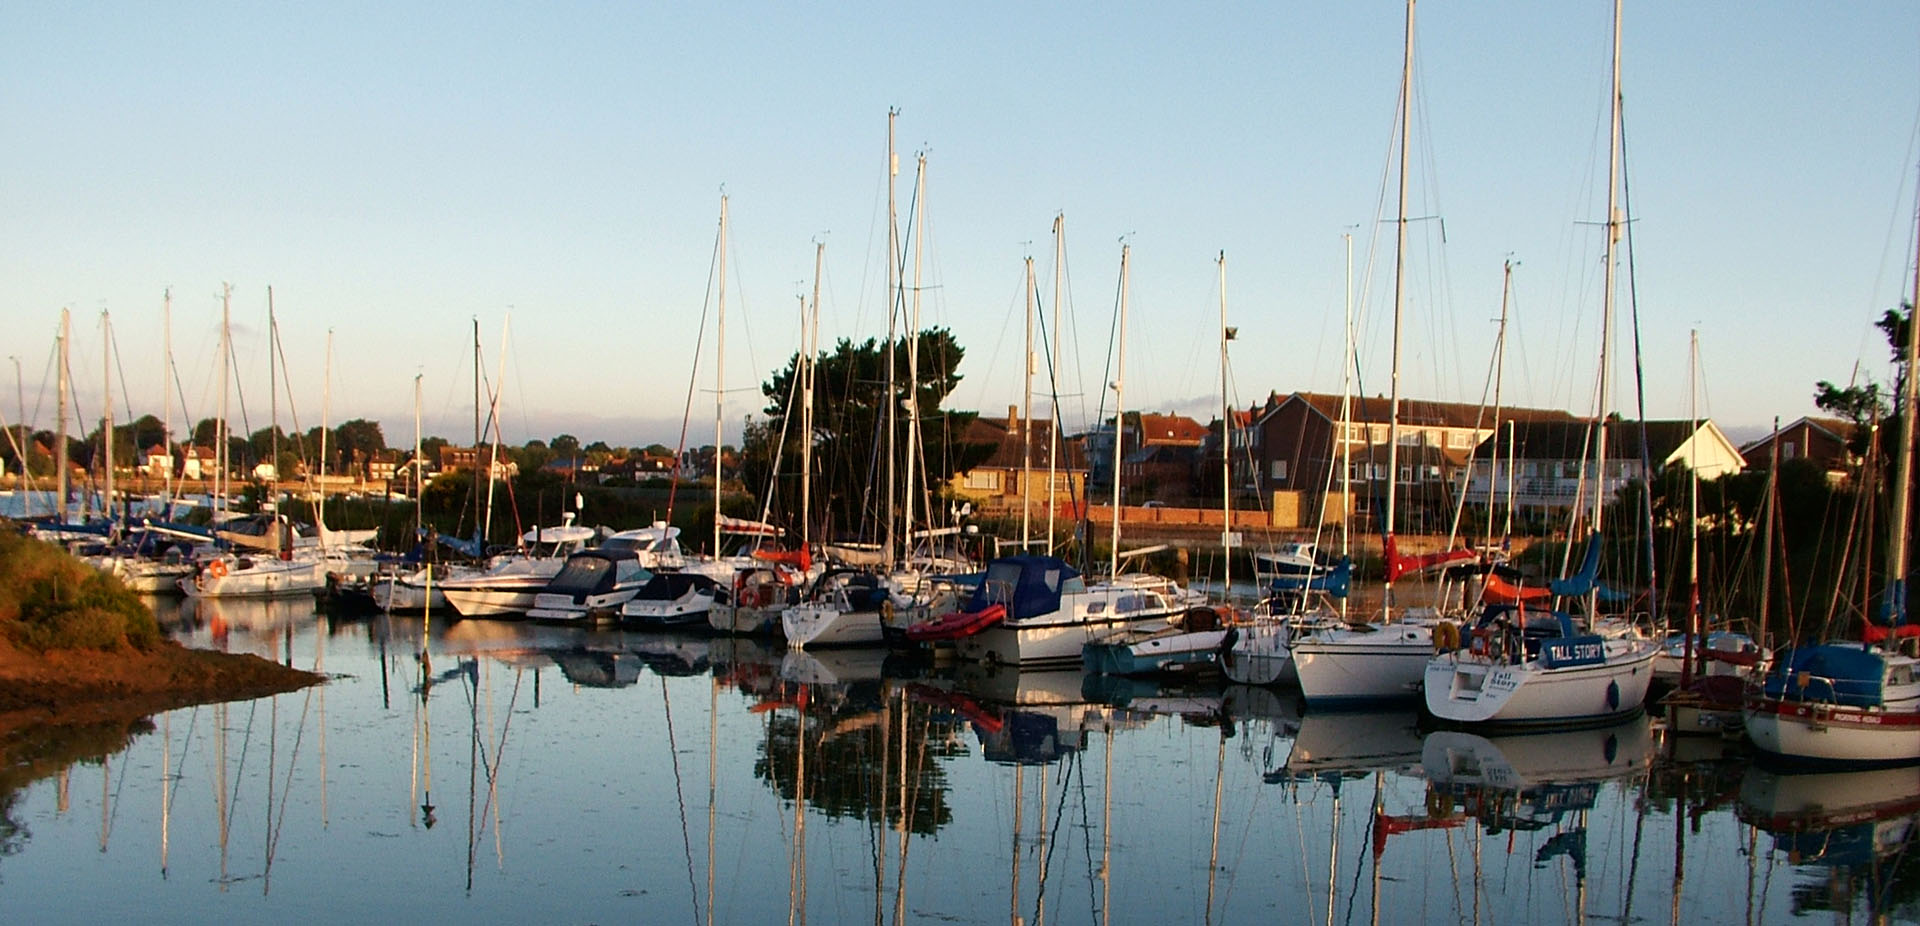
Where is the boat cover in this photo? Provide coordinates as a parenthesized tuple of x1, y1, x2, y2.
(1762, 644, 1886, 708)
(1269, 559, 1351, 597)
(967, 555, 1081, 620)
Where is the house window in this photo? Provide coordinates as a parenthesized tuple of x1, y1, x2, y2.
(1271, 460, 1288, 481)
(1400, 466, 1413, 482)
(1523, 462, 1539, 478)
(1371, 425, 1389, 444)
(1426, 465, 1442, 480)
(1373, 464, 1388, 480)
(1784, 441, 1798, 460)
(1448, 431, 1471, 449)
(964, 470, 1001, 491)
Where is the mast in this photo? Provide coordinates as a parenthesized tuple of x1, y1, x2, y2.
(804, 241, 823, 557)
(162, 289, 174, 514)
(905, 152, 926, 560)
(715, 194, 729, 559)
(1382, 0, 1415, 615)
(1109, 245, 1129, 580)
(1047, 214, 1065, 554)
(1682, 330, 1701, 689)
(1888, 174, 1920, 627)
(319, 329, 332, 540)
(56, 307, 70, 522)
(1342, 233, 1355, 620)
(268, 287, 278, 506)
(884, 108, 899, 569)
(414, 374, 424, 545)
(1485, 261, 1512, 546)
(1593, 0, 1624, 586)
(483, 318, 509, 547)
(473, 318, 482, 545)
(101, 310, 114, 531)
(1022, 254, 1036, 549)
(217, 287, 231, 522)
(1219, 251, 1233, 596)
(1759, 417, 1779, 647)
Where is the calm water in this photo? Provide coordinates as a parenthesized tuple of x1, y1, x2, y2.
(2, 597, 1916, 924)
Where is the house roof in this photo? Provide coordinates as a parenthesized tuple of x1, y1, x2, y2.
(1739, 415, 1855, 454)
(1270, 391, 1582, 430)
(1472, 419, 1729, 465)
(962, 415, 1089, 471)
(1136, 412, 1209, 446)
(1124, 443, 1200, 466)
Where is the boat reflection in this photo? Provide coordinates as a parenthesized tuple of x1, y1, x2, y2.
(1285, 710, 1425, 781)
(1738, 765, 1920, 920)
(1421, 719, 1654, 831)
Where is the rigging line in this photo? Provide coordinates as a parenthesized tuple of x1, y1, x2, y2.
(1619, 92, 1661, 630)
(668, 218, 724, 527)
(1028, 747, 1079, 926)
(222, 697, 261, 859)
(661, 677, 704, 926)
(100, 734, 134, 849)
(265, 685, 316, 881)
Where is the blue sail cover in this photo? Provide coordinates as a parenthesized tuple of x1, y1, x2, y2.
(1548, 533, 1602, 597)
(1269, 559, 1351, 598)
(968, 555, 1081, 619)
(1763, 644, 1886, 708)
(437, 530, 486, 559)
(1881, 577, 1909, 627)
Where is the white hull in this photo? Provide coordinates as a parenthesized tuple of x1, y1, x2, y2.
(710, 604, 785, 636)
(956, 608, 1180, 668)
(375, 569, 459, 612)
(1743, 700, 1920, 765)
(181, 557, 327, 599)
(782, 604, 889, 647)
(1424, 639, 1658, 726)
(110, 559, 195, 594)
(1290, 624, 1433, 705)
(1220, 623, 1295, 686)
(438, 559, 568, 618)
(527, 585, 645, 622)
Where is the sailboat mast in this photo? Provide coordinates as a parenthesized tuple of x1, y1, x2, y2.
(1022, 255, 1036, 550)
(56, 307, 70, 522)
(906, 152, 926, 558)
(473, 318, 482, 544)
(320, 329, 332, 537)
(1342, 233, 1354, 564)
(805, 241, 823, 556)
(1383, 0, 1415, 613)
(162, 288, 174, 513)
(1594, 0, 1624, 545)
(101, 310, 114, 529)
(1486, 261, 1511, 545)
(1683, 329, 1701, 687)
(715, 194, 729, 559)
(268, 287, 278, 505)
(1047, 214, 1065, 553)
(884, 109, 899, 569)
(217, 287, 230, 520)
(1888, 172, 1920, 625)
(1109, 245, 1129, 580)
(414, 374, 424, 540)
(1219, 251, 1232, 595)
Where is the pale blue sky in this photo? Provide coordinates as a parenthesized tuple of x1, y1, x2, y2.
(5, 2, 1919, 449)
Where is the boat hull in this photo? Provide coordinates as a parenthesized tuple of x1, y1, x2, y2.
(1743, 698, 1920, 766)
(1290, 625, 1433, 706)
(1083, 629, 1227, 677)
(1220, 624, 1295, 686)
(1423, 641, 1657, 727)
(956, 609, 1182, 669)
(782, 604, 889, 647)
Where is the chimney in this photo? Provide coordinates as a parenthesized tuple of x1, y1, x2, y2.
(1008, 404, 1020, 437)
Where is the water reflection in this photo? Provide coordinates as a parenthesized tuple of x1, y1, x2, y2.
(4, 596, 1920, 922)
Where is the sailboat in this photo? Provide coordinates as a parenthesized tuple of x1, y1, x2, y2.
(1286, 0, 1442, 707)
(1424, 0, 1659, 728)
(1742, 187, 1920, 765)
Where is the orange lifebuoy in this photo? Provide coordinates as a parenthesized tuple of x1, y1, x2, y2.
(207, 559, 229, 579)
(738, 585, 764, 609)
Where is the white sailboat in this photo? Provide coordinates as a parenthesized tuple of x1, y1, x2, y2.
(1423, 0, 1659, 728)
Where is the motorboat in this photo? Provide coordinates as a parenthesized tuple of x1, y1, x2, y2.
(525, 549, 650, 622)
(620, 571, 728, 628)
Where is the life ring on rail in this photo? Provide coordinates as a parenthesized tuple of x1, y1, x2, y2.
(1432, 620, 1460, 653)
(206, 559, 229, 580)
(738, 585, 764, 609)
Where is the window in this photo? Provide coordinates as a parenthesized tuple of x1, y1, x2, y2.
(1523, 462, 1539, 478)
(1271, 460, 1288, 481)
(1400, 466, 1413, 482)
(1784, 441, 1798, 460)
(1448, 431, 1471, 449)
(964, 470, 1002, 491)
(1370, 425, 1388, 443)
(1426, 465, 1442, 479)
(1374, 464, 1389, 480)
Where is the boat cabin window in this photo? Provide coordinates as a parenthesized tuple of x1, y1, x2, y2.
(1890, 664, 1914, 687)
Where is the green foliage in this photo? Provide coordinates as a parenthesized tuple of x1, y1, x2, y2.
(0, 528, 160, 652)
(745, 328, 995, 542)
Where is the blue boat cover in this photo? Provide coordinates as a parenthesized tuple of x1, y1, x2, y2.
(1270, 558, 1351, 598)
(1548, 533, 1602, 597)
(1762, 644, 1885, 708)
(968, 555, 1081, 620)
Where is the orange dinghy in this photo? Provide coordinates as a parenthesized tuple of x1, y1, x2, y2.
(906, 603, 1007, 642)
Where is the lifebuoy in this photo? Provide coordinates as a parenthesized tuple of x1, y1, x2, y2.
(1433, 620, 1459, 653)
(207, 559, 228, 579)
(738, 586, 764, 609)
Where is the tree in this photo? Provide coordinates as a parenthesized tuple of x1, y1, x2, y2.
(550, 434, 581, 457)
(333, 419, 387, 461)
(745, 328, 994, 543)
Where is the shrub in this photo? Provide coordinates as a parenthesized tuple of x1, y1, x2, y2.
(0, 525, 160, 652)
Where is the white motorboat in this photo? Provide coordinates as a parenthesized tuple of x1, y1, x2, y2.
(924, 554, 1201, 669)
(781, 567, 918, 648)
(437, 522, 597, 618)
(525, 549, 650, 622)
(620, 571, 727, 628)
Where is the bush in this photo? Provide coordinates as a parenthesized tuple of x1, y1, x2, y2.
(0, 525, 160, 652)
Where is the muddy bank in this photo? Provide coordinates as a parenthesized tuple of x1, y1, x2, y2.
(0, 637, 322, 736)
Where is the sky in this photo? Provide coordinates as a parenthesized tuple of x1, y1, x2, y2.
(5, 2, 1920, 452)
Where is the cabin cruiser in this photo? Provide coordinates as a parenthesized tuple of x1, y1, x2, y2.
(526, 548, 650, 623)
